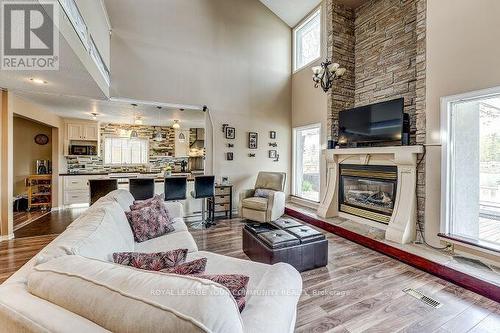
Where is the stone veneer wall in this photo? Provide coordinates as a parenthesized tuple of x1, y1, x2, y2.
(66, 123, 183, 173)
(326, 0, 426, 233)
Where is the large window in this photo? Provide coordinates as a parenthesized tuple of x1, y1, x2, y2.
(104, 137, 148, 165)
(293, 8, 321, 72)
(442, 89, 500, 248)
(293, 124, 321, 202)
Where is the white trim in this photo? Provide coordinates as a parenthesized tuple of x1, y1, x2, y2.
(440, 85, 500, 236)
(289, 195, 319, 210)
(0, 234, 14, 241)
(98, 0, 112, 31)
(293, 7, 321, 73)
(292, 123, 321, 201)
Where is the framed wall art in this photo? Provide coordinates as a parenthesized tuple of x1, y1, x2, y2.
(248, 132, 258, 149)
(270, 131, 276, 139)
(225, 126, 235, 139)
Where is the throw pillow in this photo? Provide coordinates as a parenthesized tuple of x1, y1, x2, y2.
(112, 249, 187, 270)
(194, 274, 249, 312)
(254, 188, 274, 198)
(126, 200, 174, 242)
(130, 195, 162, 211)
(161, 258, 207, 275)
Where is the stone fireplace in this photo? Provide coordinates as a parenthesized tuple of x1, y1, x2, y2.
(339, 165, 397, 224)
(317, 146, 423, 244)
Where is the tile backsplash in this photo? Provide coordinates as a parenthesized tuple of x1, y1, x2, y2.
(65, 123, 188, 173)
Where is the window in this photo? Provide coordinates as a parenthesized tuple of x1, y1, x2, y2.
(442, 88, 500, 248)
(104, 137, 148, 165)
(293, 8, 321, 72)
(293, 124, 321, 202)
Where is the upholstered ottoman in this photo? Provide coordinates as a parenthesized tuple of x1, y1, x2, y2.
(242, 220, 328, 272)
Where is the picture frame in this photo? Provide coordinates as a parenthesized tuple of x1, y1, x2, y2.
(226, 152, 234, 161)
(248, 132, 258, 149)
(221, 176, 230, 185)
(225, 126, 235, 139)
(268, 150, 277, 159)
(270, 131, 276, 139)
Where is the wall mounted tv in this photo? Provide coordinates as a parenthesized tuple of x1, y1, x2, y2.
(338, 98, 405, 146)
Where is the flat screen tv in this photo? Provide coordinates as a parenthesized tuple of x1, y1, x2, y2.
(338, 98, 404, 145)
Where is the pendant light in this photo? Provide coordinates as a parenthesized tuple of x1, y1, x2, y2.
(153, 106, 164, 142)
(172, 120, 180, 129)
(130, 103, 139, 138)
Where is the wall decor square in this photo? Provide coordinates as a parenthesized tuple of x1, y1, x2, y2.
(268, 150, 277, 159)
(226, 152, 234, 161)
(225, 126, 235, 139)
(248, 132, 258, 149)
(270, 131, 276, 139)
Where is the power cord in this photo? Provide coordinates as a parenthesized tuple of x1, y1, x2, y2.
(414, 145, 449, 250)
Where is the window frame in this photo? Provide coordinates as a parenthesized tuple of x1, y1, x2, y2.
(441, 85, 500, 241)
(292, 123, 322, 202)
(293, 7, 322, 73)
(103, 136, 149, 166)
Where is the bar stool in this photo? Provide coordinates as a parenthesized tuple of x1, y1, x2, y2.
(129, 178, 155, 200)
(190, 175, 215, 228)
(89, 179, 118, 205)
(164, 176, 188, 201)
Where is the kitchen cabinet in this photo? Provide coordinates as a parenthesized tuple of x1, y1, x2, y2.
(66, 121, 99, 141)
(63, 175, 106, 206)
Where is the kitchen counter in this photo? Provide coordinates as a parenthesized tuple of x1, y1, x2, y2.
(60, 172, 198, 182)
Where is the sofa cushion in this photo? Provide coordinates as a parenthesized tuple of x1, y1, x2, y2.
(104, 189, 135, 212)
(134, 230, 198, 253)
(242, 197, 268, 211)
(126, 200, 175, 242)
(130, 195, 162, 211)
(254, 188, 275, 198)
(113, 249, 188, 271)
(36, 202, 134, 265)
(28, 256, 244, 333)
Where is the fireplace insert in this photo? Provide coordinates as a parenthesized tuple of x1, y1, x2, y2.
(339, 164, 397, 224)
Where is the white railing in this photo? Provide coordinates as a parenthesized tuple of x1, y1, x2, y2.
(58, 0, 110, 85)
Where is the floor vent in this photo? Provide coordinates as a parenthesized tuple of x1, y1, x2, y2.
(402, 288, 442, 308)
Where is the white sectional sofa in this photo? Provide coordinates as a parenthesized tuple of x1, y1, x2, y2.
(0, 190, 302, 333)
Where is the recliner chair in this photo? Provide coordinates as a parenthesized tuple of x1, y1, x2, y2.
(239, 172, 286, 223)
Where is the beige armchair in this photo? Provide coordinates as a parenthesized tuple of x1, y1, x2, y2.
(239, 172, 286, 223)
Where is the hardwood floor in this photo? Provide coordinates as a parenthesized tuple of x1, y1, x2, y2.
(1, 210, 499, 332)
(13, 210, 49, 231)
(14, 207, 85, 239)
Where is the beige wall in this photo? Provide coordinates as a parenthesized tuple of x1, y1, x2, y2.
(291, 3, 328, 202)
(106, 0, 292, 205)
(0, 91, 13, 239)
(13, 117, 53, 196)
(425, 0, 500, 245)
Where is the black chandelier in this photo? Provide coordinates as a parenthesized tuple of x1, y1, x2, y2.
(312, 59, 346, 93)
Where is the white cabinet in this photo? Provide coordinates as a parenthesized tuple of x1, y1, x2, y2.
(67, 123, 83, 140)
(66, 121, 99, 141)
(63, 175, 106, 206)
(174, 129, 190, 157)
(83, 124, 99, 140)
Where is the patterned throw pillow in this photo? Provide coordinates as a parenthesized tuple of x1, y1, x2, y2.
(130, 195, 162, 211)
(126, 200, 174, 242)
(254, 188, 274, 198)
(112, 249, 187, 270)
(161, 258, 207, 275)
(194, 274, 250, 312)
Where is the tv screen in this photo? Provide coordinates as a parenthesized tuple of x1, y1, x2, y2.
(338, 98, 404, 145)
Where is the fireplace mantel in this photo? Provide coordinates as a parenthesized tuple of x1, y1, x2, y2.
(317, 145, 424, 244)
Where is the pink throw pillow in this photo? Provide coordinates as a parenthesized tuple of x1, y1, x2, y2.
(112, 249, 187, 270)
(194, 274, 249, 312)
(126, 200, 174, 242)
(161, 258, 207, 275)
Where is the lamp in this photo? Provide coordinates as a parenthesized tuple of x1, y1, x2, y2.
(312, 59, 346, 93)
(172, 120, 180, 129)
(153, 107, 164, 142)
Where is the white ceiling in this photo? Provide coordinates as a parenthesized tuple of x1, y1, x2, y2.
(13, 91, 206, 128)
(259, 0, 368, 27)
(0, 32, 106, 100)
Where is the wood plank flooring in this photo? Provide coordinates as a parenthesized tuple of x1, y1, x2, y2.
(13, 210, 49, 231)
(1, 210, 499, 332)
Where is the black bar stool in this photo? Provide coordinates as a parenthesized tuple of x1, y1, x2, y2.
(89, 179, 118, 205)
(164, 176, 188, 201)
(191, 175, 215, 228)
(129, 178, 155, 200)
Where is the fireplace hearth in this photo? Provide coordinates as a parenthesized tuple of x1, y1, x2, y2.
(339, 165, 397, 224)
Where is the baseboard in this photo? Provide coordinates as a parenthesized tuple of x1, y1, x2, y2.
(285, 207, 500, 303)
(0, 233, 14, 241)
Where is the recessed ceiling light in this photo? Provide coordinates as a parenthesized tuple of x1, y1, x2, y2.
(29, 78, 47, 85)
